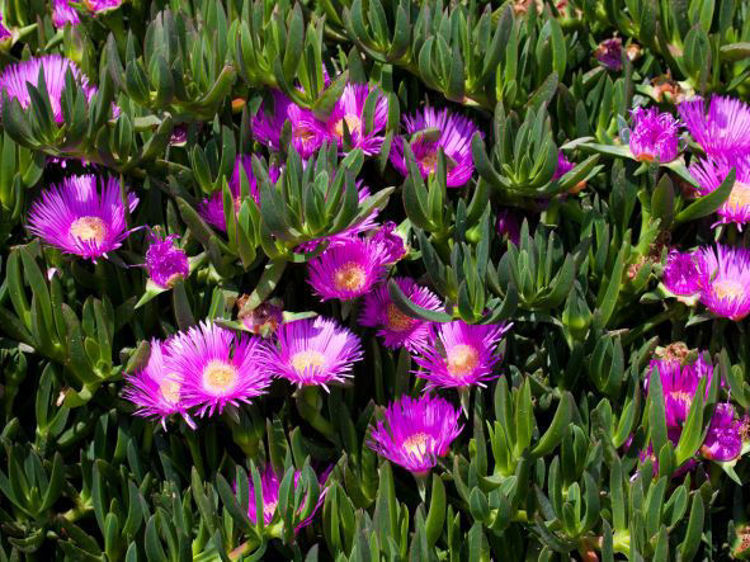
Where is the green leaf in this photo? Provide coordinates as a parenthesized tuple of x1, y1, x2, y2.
(531, 392, 574, 458)
(387, 278, 452, 323)
(675, 168, 734, 223)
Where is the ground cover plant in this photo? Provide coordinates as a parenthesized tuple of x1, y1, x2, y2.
(2, 0, 750, 559)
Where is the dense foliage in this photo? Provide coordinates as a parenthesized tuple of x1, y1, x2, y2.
(2, 0, 750, 560)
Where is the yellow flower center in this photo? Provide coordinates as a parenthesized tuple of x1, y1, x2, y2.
(202, 360, 239, 394)
(290, 350, 326, 374)
(668, 390, 693, 412)
(402, 432, 430, 458)
(69, 216, 107, 243)
(419, 151, 439, 174)
(446, 344, 480, 378)
(334, 262, 367, 292)
(334, 114, 362, 138)
(159, 378, 182, 405)
(263, 499, 278, 519)
(726, 181, 750, 211)
(713, 279, 744, 300)
(386, 303, 414, 332)
(293, 125, 317, 143)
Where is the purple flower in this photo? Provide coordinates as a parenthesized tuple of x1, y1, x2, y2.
(627, 107, 680, 163)
(371, 221, 407, 264)
(307, 236, 390, 301)
(699, 244, 750, 321)
(164, 322, 271, 417)
(27, 175, 139, 261)
(252, 90, 327, 159)
(390, 107, 481, 187)
(145, 230, 189, 288)
(241, 465, 328, 531)
(413, 321, 512, 389)
(595, 37, 623, 71)
(200, 156, 281, 232)
(553, 151, 575, 180)
(646, 355, 714, 429)
(368, 394, 463, 475)
(689, 155, 750, 228)
(86, 0, 123, 13)
(701, 403, 742, 462)
(0, 55, 99, 123)
(678, 95, 750, 158)
(326, 83, 388, 156)
(662, 249, 706, 298)
(261, 316, 363, 390)
(360, 277, 443, 351)
(52, 0, 80, 27)
(495, 208, 521, 246)
(0, 14, 12, 40)
(123, 340, 194, 430)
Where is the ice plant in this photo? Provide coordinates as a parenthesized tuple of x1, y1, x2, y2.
(698, 244, 750, 321)
(0, 15, 11, 40)
(413, 320, 511, 389)
(307, 236, 390, 301)
(360, 278, 443, 351)
(595, 37, 623, 71)
(390, 107, 481, 187)
(701, 403, 742, 462)
(646, 355, 714, 431)
(368, 394, 463, 475)
(123, 340, 193, 430)
(27, 175, 138, 261)
(242, 465, 328, 531)
(252, 90, 327, 159)
(145, 230, 189, 288)
(496, 208, 521, 246)
(662, 249, 706, 300)
(678, 95, 750, 157)
(689, 155, 750, 228)
(326, 83, 388, 155)
(52, 0, 80, 27)
(0, 55, 100, 124)
(371, 221, 407, 264)
(262, 316, 363, 389)
(237, 298, 283, 337)
(627, 107, 680, 163)
(165, 322, 271, 417)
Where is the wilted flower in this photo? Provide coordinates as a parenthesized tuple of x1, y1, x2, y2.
(689, 155, 750, 228)
(595, 37, 623, 71)
(242, 465, 328, 531)
(237, 298, 283, 337)
(413, 320, 512, 389)
(496, 208, 521, 246)
(701, 403, 742, 461)
(389, 107, 481, 187)
(307, 236, 390, 301)
(123, 340, 193, 430)
(678, 95, 750, 157)
(368, 394, 463, 475)
(628, 107, 680, 163)
(0, 55, 98, 123)
(27, 175, 139, 261)
(662, 249, 706, 299)
(252, 90, 327, 159)
(145, 230, 189, 288)
(165, 322, 271, 417)
(200, 156, 281, 232)
(699, 244, 750, 321)
(360, 277, 443, 351)
(371, 221, 407, 264)
(261, 316, 363, 390)
(326, 83, 388, 155)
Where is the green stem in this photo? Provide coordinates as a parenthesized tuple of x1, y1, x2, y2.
(295, 386, 337, 442)
(621, 306, 682, 346)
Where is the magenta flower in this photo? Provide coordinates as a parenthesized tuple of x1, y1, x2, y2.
(390, 107, 481, 187)
(164, 322, 271, 417)
(662, 249, 706, 298)
(699, 244, 750, 321)
(261, 316, 363, 390)
(701, 403, 742, 462)
(307, 236, 390, 301)
(326, 83, 388, 155)
(678, 96, 750, 158)
(595, 37, 623, 71)
(123, 340, 194, 430)
(252, 90, 327, 159)
(200, 156, 281, 232)
(371, 221, 407, 264)
(368, 394, 463, 475)
(0, 15, 12, 40)
(52, 0, 80, 27)
(413, 321, 512, 389)
(360, 278, 443, 351)
(0, 55, 98, 123)
(689, 155, 750, 228)
(496, 208, 521, 246)
(27, 175, 138, 261)
(627, 107, 680, 163)
(646, 355, 714, 429)
(553, 151, 575, 180)
(145, 230, 189, 288)
(241, 465, 328, 531)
